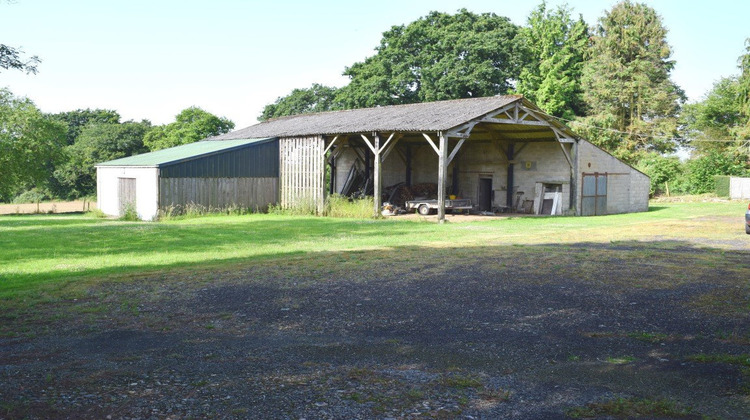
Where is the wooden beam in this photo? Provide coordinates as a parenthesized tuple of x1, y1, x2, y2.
(322, 135, 339, 156)
(372, 133, 382, 216)
(381, 134, 402, 162)
(446, 121, 478, 139)
(447, 138, 465, 165)
(481, 117, 549, 126)
(360, 134, 377, 155)
(422, 132, 441, 156)
(552, 129, 573, 168)
(379, 132, 396, 154)
(437, 132, 448, 223)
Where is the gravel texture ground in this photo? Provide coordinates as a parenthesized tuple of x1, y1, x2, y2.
(1, 239, 749, 419)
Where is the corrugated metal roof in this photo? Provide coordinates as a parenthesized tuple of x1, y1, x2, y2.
(210, 95, 523, 140)
(96, 138, 275, 167)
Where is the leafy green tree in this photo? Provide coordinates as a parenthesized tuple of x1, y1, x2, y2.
(683, 150, 747, 194)
(260, 84, 340, 121)
(144, 106, 234, 151)
(55, 121, 152, 198)
(51, 108, 121, 145)
(635, 152, 683, 196)
(0, 89, 66, 201)
(335, 9, 523, 108)
(573, 0, 684, 163)
(0, 44, 40, 74)
(736, 38, 750, 140)
(515, 2, 589, 119)
(681, 77, 746, 154)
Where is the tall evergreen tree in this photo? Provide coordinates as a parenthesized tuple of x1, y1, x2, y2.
(573, 0, 684, 163)
(515, 2, 589, 119)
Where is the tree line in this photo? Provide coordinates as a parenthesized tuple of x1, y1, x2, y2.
(260, 1, 750, 196)
(2, 0, 749, 203)
(0, 97, 234, 202)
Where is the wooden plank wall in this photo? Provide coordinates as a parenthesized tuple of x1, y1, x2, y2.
(279, 136, 325, 212)
(159, 177, 279, 212)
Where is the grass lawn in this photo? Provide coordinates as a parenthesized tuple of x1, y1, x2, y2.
(0, 200, 746, 304)
(1, 199, 749, 418)
(1, 200, 746, 285)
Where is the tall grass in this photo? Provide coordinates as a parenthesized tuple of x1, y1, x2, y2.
(158, 203, 255, 221)
(324, 194, 374, 218)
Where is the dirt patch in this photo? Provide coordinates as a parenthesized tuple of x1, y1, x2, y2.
(0, 200, 95, 215)
(1, 242, 749, 419)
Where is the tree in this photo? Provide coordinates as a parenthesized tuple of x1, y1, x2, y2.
(335, 9, 523, 108)
(636, 152, 683, 196)
(736, 38, 750, 140)
(680, 40, 750, 160)
(573, 0, 684, 163)
(259, 84, 340, 121)
(55, 121, 152, 198)
(681, 77, 746, 155)
(51, 109, 121, 145)
(515, 2, 589, 119)
(0, 44, 40, 74)
(0, 89, 66, 201)
(143, 106, 234, 151)
(683, 150, 747, 194)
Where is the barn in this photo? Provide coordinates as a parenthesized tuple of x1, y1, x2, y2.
(96, 137, 278, 220)
(96, 95, 649, 221)
(211, 95, 649, 221)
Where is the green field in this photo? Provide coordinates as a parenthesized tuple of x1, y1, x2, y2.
(2, 200, 750, 418)
(1, 200, 746, 302)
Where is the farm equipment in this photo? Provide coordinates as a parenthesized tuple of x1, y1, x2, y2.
(405, 198, 473, 215)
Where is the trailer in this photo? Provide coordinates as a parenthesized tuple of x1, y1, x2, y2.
(405, 198, 473, 215)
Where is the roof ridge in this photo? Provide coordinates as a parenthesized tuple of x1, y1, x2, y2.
(262, 94, 524, 124)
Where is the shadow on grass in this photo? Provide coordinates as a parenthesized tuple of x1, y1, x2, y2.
(2, 238, 748, 419)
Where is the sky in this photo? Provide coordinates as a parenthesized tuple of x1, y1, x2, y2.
(2, 0, 749, 129)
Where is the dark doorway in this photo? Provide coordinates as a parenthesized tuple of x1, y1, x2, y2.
(478, 177, 492, 211)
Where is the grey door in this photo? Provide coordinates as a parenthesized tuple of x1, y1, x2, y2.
(581, 173, 607, 216)
(118, 178, 136, 216)
(478, 178, 492, 211)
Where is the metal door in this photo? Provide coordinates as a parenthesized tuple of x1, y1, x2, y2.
(118, 178, 136, 216)
(581, 173, 607, 216)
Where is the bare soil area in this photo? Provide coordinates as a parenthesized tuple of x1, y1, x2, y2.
(1, 241, 749, 419)
(0, 201, 95, 215)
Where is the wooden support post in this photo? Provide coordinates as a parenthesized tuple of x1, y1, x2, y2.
(405, 145, 412, 186)
(372, 133, 382, 216)
(437, 132, 448, 223)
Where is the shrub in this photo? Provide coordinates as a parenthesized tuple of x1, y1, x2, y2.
(11, 189, 47, 204)
(119, 203, 140, 221)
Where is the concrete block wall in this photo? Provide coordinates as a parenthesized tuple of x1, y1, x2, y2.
(577, 139, 650, 214)
(514, 142, 572, 212)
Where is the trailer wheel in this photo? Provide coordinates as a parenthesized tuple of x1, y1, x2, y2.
(418, 204, 431, 216)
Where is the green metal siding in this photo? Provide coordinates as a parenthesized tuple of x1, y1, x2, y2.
(160, 139, 279, 178)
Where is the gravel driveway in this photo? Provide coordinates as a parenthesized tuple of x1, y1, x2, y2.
(1, 240, 749, 419)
